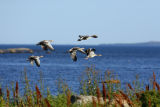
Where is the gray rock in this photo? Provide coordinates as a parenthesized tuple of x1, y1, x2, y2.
(71, 95, 130, 107)
(0, 48, 33, 54)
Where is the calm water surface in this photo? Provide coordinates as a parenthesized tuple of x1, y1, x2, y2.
(0, 45, 160, 95)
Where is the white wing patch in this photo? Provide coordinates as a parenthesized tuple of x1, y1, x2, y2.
(35, 58, 40, 67)
(46, 42, 54, 50)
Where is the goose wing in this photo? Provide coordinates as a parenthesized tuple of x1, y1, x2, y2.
(70, 51, 77, 61)
(77, 48, 86, 54)
(69, 47, 75, 51)
(69, 47, 78, 52)
(46, 42, 54, 51)
(35, 58, 40, 67)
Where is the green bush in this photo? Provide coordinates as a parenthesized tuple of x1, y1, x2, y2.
(140, 90, 160, 107)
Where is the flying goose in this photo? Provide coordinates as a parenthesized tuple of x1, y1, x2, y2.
(68, 47, 86, 61)
(36, 40, 54, 51)
(85, 48, 102, 59)
(27, 56, 43, 67)
(77, 35, 98, 41)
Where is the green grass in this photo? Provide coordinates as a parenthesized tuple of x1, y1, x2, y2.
(0, 66, 160, 107)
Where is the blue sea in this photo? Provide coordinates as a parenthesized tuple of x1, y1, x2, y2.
(0, 44, 160, 95)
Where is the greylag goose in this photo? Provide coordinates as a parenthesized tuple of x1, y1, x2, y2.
(85, 48, 102, 59)
(68, 47, 86, 61)
(36, 40, 54, 51)
(77, 35, 98, 41)
(27, 56, 43, 67)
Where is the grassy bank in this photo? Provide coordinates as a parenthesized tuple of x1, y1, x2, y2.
(0, 66, 160, 107)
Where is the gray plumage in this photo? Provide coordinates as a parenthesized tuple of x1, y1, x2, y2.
(37, 40, 54, 51)
(85, 48, 102, 59)
(27, 56, 43, 67)
(77, 35, 98, 41)
(68, 47, 86, 61)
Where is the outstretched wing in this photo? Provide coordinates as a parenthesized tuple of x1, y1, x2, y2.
(35, 58, 40, 67)
(77, 48, 86, 54)
(70, 51, 77, 62)
(46, 42, 54, 51)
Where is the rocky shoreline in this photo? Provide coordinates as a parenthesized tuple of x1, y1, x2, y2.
(0, 48, 33, 54)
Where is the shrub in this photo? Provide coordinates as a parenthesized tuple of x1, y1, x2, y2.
(140, 90, 160, 107)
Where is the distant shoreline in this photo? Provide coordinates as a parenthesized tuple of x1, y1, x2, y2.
(1, 41, 160, 46)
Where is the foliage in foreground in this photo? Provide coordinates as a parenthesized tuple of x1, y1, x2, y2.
(0, 66, 160, 107)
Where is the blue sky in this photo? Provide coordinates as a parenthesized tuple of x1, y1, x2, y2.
(0, 0, 160, 45)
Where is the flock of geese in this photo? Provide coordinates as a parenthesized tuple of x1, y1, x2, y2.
(27, 35, 102, 67)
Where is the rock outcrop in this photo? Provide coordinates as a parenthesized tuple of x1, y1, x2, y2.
(0, 48, 33, 54)
(71, 95, 130, 107)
